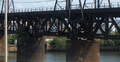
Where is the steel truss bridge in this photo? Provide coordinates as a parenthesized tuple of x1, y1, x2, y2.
(0, 0, 120, 40)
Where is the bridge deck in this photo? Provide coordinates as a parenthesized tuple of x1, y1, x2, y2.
(0, 8, 120, 40)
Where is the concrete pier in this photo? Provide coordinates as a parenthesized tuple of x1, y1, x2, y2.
(66, 40, 100, 62)
(0, 35, 4, 57)
(17, 36, 45, 62)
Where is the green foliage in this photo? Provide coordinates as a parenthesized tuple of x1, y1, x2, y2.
(44, 40, 48, 44)
(16, 27, 30, 41)
(100, 40, 104, 46)
(8, 34, 18, 45)
(100, 40, 116, 46)
(8, 38, 13, 45)
(114, 40, 120, 46)
(44, 40, 52, 44)
(51, 37, 68, 49)
(100, 30, 120, 46)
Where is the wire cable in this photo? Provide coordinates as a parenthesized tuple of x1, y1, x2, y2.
(14, 0, 55, 3)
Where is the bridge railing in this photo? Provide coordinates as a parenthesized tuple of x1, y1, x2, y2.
(9, 7, 65, 13)
(0, 2, 120, 13)
(82, 2, 120, 9)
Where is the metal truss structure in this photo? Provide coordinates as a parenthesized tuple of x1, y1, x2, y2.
(1, 0, 15, 13)
(0, 0, 120, 40)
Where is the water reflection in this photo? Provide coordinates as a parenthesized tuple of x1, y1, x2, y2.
(100, 51, 120, 62)
(8, 53, 16, 62)
(45, 52, 66, 62)
(0, 51, 120, 62)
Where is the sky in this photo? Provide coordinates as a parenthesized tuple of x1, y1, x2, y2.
(0, 0, 120, 10)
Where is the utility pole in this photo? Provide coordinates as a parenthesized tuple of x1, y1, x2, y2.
(5, 0, 8, 62)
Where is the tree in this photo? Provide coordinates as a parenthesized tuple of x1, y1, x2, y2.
(16, 27, 30, 41)
(8, 34, 18, 45)
(51, 37, 68, 49)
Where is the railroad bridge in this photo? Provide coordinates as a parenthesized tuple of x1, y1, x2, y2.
(0, 0, 120, 62)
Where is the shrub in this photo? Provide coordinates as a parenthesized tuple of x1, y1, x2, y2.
(100, 40, 115, 46)
(16, 27, 30, 41)
(8, 34, 18, 45)
(100, 40, 104, 46)
(51, 37, 68, 49)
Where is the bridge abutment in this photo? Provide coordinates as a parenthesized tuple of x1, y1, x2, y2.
(17, 36, 45, 62)
(66, 40, 100, 62)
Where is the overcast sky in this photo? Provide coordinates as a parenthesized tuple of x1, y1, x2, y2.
(1, 0, 120, 10)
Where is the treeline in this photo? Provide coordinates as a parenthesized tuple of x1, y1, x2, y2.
(45, 37, 68, 49)
(100, 31, 120, 46)
(46, 37, 120, 50)
(100, 40, 120, 46)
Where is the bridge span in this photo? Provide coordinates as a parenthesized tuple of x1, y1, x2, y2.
(0, 0, 120, 62)
(0, 8, 120, 40)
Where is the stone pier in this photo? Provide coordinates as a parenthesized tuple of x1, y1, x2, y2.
(0, 35, 4, 57)
(66, 40, 100, 62)
(17, 36, 45, 62)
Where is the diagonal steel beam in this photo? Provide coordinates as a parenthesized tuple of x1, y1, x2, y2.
(108, 0, 111, 8)
(83, 0, 86, 9)
(96, 21, 105, 35)
(76, 23, 83, 34)
(110, 17, 120, 34)
(61, 17, 72, 36)
(108, 23, 114, 33)
(48, 18, 56, 32)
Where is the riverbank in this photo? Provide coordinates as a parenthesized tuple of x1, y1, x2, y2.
(8, 45, 17, 53)
(45, 44, 120, 52)
(100, 46, 120, 51)
(8, 44, 120, 52)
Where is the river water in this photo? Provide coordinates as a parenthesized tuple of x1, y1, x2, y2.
(0, 51, 120, 62)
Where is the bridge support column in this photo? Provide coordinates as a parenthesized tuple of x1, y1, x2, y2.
(0, 35, 5, 57)
(66, 40, 100, 62)
(17, 36, 45, 62)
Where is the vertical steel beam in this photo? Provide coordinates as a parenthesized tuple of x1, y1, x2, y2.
(46, 20, 47, 31)
(66, 0, 70, 10)
(105, 13, 108, 38)
(58, 19, 60, 31)
(42, 19, 45, 32)
(66, 0, 71, 20)
(97, 0, 100, 9)
(13, 20, 15, 32)
(94, 0, 96, 9)
(1, 0, 4, 13)
(79, 0, 84, 20)
(12, 0, 15, 12)
(61, 21, 62, 31)
(108, 0, 111, 8)
(49, 19, 51, 32)
(8, 0, 9, 13)
(10, 20, 11, 33)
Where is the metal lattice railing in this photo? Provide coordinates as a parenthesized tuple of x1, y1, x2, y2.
(0, 2, 120, 13)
